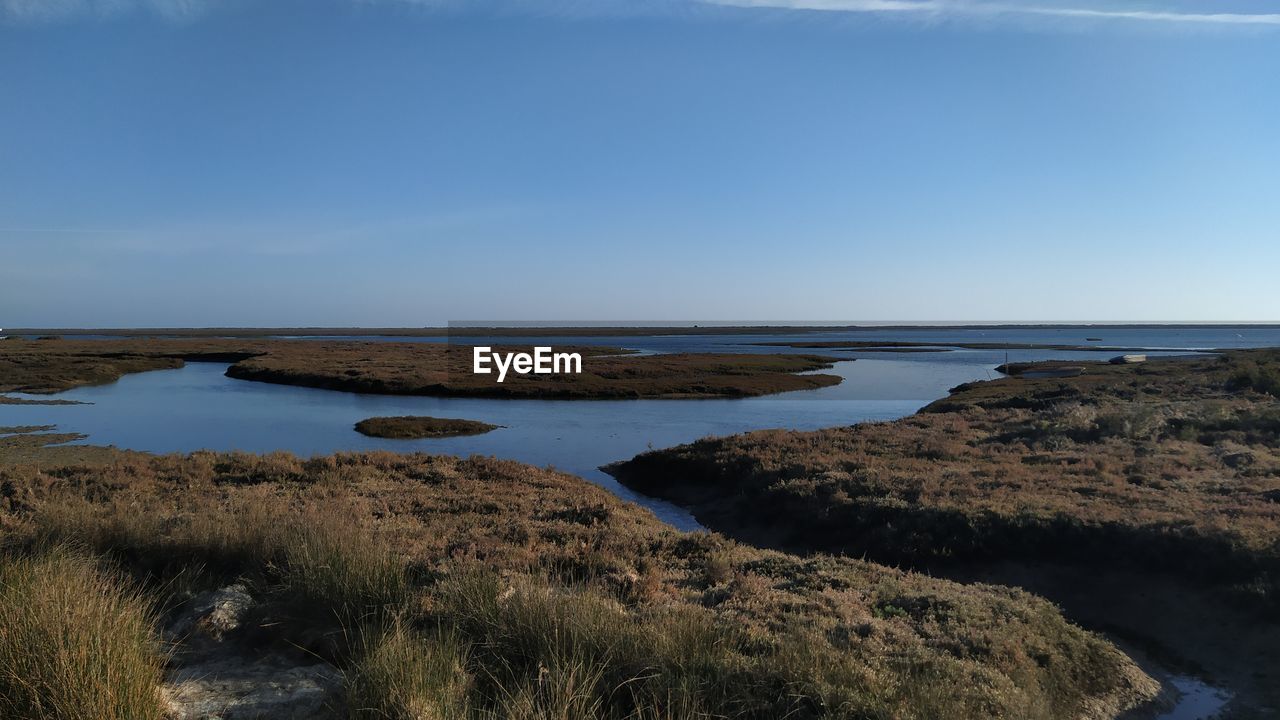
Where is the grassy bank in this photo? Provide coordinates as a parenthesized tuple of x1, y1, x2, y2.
(0, 450, 1155, 718)
(608, 351, 1280, 606)
(354, 416, 499, 438)
(0, 338, 842, 399)
(0, 338, 269, 394)
(0, 430, 130, 466)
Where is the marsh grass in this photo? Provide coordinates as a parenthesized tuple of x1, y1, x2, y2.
(432, 571, 722, 716)
(347, 621, 472, 720)
(610, 351, 1280, 607)
(276, 515, 412, 631)
(0, 547, 166, 720)
(30, 487, 409, 633)
(1, 451, 1155, 719)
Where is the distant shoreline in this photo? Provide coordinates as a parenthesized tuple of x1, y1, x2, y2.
(8, 322, 1280, 338)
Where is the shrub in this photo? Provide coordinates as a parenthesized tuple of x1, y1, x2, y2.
(1227, 359, 1280, 397)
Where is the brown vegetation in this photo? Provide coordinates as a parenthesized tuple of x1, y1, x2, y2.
(0, 338, 267, 394)
(0, 450, 1155, 718)
(354, 416, 499, 439)
(608, 351, 1280, 607)
(0, 433, 128, 466)
(0, 429, 92, 463)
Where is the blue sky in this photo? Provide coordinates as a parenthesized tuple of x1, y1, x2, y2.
(1, 0, 1277, 326)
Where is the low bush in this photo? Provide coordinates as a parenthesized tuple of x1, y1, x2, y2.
(1227, 359, 1280, 397)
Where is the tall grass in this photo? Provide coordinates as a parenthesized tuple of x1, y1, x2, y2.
(347, 621, 471, 720)
(0, 547, 165, 720)
(3, 451, 1157, 719)
(431, 569, 821, 719)
(276, 516, 411, 632)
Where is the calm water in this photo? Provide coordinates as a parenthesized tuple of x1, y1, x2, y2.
(28, 325, 1280, 353)
(1155, 677, 1232, 720)
(3, 328, 1261, 528)
(2, 358, 950, 529)
(274, 325, 1280, 354)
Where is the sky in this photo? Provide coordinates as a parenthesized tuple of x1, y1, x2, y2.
(1, 0, 1278, 326)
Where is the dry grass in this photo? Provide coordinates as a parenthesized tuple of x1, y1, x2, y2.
(0, 435, 142, 467)
(608, 350, 1280, 606)
(347, 621, 472, 719)
(0, 431, 107, 467)
(0, 547, 166, 720)
(0, 450, 1154, 718)
(0, 337, 267, 394)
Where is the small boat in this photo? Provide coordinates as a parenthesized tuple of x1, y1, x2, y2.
(1109, 354, 1147, 364)
(1086, 337, 1102, 341)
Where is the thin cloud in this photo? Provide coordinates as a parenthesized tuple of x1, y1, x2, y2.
(5, 0, 1278, 28)
(1016, 6, 1280, 25)
(0, 0, 209, 22)
(706, 0, 1280, 25)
